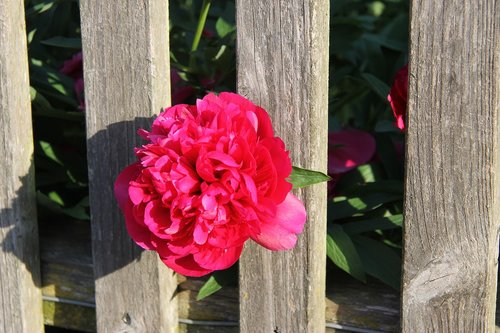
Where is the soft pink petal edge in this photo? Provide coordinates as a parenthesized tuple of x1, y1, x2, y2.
(251, 193, 306, 251)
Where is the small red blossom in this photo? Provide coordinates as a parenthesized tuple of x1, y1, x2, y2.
(387, 64, 408, 131)
(114, 93, 306, 276)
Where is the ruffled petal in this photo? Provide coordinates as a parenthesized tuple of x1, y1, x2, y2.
(114, 163, 155, 250)
(160, 254, 213, 277)
(251, 193, 306, 250)
(193, 245, 243, 270)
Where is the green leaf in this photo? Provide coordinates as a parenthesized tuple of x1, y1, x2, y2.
(48, 191, 64, 205)
(342, 214, 403, 234)
(215, 17, 235, 38)
(62, 204, 90, 220)
(197, 275, 223, 301)
(39, 141, 63, 165)
(29, 62, 76, 106)
(31, 87, 84, 121)
(356, 164, 376, 182)
(330, 193, 402, 220)
(341, 180, 404, 196)
(327, 225, 366, 282)
(360, 72, 390, 101)
(41, 36, 82, 49)
(37, 191, 64, 212)
(25, 1, 54, 17)
(288, 166, 331, 189)
(375, 133, 404, 180)
(364, 33, 407, 52)
(375, 120, 400, 133)
(352, 235, 401, 289)
(36, 191, 90, 220)
(334, 163, 385, 193)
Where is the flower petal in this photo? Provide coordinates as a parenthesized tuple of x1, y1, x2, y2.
(160, 254, 213, 277)
(193, 245, 243, 270)
(328, 130, 376, 174)
(114, 163, 155, 250)
(252, 193, 306, 250)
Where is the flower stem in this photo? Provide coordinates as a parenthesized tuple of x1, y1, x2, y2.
(191, 0, 212, 53)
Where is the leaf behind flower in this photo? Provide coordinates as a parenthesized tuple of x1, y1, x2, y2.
(288, 166, 331, 189)
(196, 275, 222, 301)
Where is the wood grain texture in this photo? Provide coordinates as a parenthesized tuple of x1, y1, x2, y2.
(236, 1, 329, 332)
(0, 1, 44, 332)
(43, 300, 96, 333)
(37, 219, 405, 332)
(79, 1, 177, 331)
(402, 0, 500, 331)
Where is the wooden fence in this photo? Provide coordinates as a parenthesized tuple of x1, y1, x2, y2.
(0, 0, 498, 332)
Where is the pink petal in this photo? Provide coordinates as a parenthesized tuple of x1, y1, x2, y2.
(259, 138, 292, 203)
(388, 64, 408, 131)
(328, 130, 376, 174)
(193, 245, 243, 270)
(207, 151, 240, 167)
(193, 221, 210, 245)
(219, 92, 274, 138)
(143, 200, 175, 239)
(114, 163, 155, 250)
(160, 254, 213, 277)
(252, 193, 306, 251)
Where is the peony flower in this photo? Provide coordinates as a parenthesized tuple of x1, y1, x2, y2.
(328, 130, 376, 175)
(328, 129, 376, 195)
(114, 92, 306, 276)
(387, 64, 408, 131)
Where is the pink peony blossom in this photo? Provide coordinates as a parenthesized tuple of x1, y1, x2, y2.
(387, 64, 408, 131)
(114, 92, 306, 276)
(329, 130, 376, 175)
(327, 130, 376, 196)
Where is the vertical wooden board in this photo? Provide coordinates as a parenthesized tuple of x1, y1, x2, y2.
(237, 1, 329, 332)
(79, 1, 177, 332)
(0, 1, 44, 332)
(402, 0, 500, 332)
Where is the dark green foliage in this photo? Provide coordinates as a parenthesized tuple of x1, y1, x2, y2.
(325, 0, 408, 289)
(26, 0, 88, 222)
(28, 0, 408, 293)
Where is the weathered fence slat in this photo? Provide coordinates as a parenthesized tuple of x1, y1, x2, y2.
(0, 1, 44, 332)
(402, 0, 500, 331)
(79, 1, 177, 331)
(236, 1, 330, 332)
